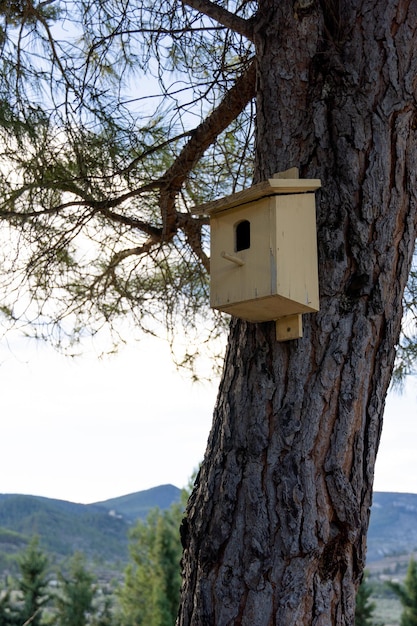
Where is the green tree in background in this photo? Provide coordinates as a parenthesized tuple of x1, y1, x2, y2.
(0, 541, 119, 626)
(0, 538, 49, 626)
(388, 558, 417, 626)
(15, 537, 50, 626)
(55, 553, 95, 626)
(90, 593, 117, 626)
(0, 586, 19, 626)
(118, 502, 183, 626)
(355, 571, 378, 626)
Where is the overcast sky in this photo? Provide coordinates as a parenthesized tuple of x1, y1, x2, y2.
(1, 330, 416, 504)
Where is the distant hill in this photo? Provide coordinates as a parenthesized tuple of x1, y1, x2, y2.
(0, 487, 415, 580)
(0, 484, 181, 577)
(93, 484, 182, 521)
(0, 494, 128, 576)
(366, 492, 417, 562)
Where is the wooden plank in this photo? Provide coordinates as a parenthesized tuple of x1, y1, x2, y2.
(192, 177, 321, 216)
(273, 167, 300, 179)
(276, 314, 303, 341)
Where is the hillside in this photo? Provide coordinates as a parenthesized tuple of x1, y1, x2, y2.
(93, 483, 182, 521)
(0, 487, 415, 581)
(0, 495, 128, 577)
(0, 484, 181, 577)
(366, 491, 417, 562)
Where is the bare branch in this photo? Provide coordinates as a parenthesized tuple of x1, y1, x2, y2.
(156, 59, 256, 246)
(96, 205, 163, 239)
(108, 240, 158, 268)
(156, 59, 256, 245)
(178, 212, 210, 273)
(119, 130, 194, 178)
(161, 59, 256, 193)
(183, 0, 255, 40)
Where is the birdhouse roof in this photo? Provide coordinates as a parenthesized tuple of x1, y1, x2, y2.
(192, 177, 321, 216)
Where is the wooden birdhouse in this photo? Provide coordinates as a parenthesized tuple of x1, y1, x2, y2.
(193, 169, 321, 341)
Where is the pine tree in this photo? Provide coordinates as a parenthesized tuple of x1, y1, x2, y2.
(91, 594, 117, 626)
(0, 586, 20, 626)
(118, 502, 183, 626)
(15, 538, 50, 626)
(355, 572, 377, 626)
(388, 558, 417, 626)
(2, 1, 417, 622)
(55, 553, 95, 626)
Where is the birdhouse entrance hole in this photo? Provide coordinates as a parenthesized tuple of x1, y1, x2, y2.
(235, 219, 250, 251)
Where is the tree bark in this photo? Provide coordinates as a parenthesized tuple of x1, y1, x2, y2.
(178, 1, 417, 624)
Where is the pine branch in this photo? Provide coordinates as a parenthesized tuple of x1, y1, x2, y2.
(160, 59, 256, 194)
(157, 59, 256, 242)
(183, 0, 255, 40)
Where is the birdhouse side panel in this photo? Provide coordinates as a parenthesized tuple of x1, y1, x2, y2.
(272, 194, 319, 312)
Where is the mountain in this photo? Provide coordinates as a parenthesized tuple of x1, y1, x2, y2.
(366, 491, 417, 562)
(0, 484, 181, 577)
(93, 484, 182, 521)
(0, 493, 128, 561)
(0, 487, 415, 580)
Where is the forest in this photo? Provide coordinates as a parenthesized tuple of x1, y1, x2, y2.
(1, 504, 417, 626)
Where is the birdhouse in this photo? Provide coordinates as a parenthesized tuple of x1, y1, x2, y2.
(193, 169, 321, 341)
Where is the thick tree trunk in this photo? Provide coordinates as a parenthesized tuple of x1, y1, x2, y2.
(178, 1, 417, 624)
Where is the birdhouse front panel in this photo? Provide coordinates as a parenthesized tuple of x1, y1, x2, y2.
(210, 192, 319, 322)
(210, 198, 272, 312)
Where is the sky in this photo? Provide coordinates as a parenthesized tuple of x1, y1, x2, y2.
(1, 329, 416, 504)
(0, 332, 218, 504)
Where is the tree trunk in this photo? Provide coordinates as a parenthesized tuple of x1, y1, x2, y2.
(178, 1, 417, 624)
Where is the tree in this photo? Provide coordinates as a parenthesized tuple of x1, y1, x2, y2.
(355, 572, 377, 626)
(388, 558, 417, 626)
(1, 1, 417, 624)
(15, 538, 50, 626)
(54, 554, 95, 626)
(0, 587, 20, 626)
(178, 4, 417, 623)
(90, 593, 117, 626)
(118, 502, 184, 626)
(0, 538, 49, 626)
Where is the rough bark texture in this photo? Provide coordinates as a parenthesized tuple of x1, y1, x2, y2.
(178, 1, 417, 624)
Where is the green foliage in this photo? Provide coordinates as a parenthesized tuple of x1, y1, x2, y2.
(54, 553, 95, 626)
(393, 251, 417, 385)
(355, 572, 378, 626)
(0, 537, 119, 626)
(0, 537, 50, 626)
(90, 593, 117, 626)
(0, 586, 20, 626)
(388, 558, 417, 626)
(0, 0, 254, 366)
(15, 537, 50, 626)
(0, 494, 130, 569)
(0, 487, 187, 582)
(118, 502, 184, 626)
